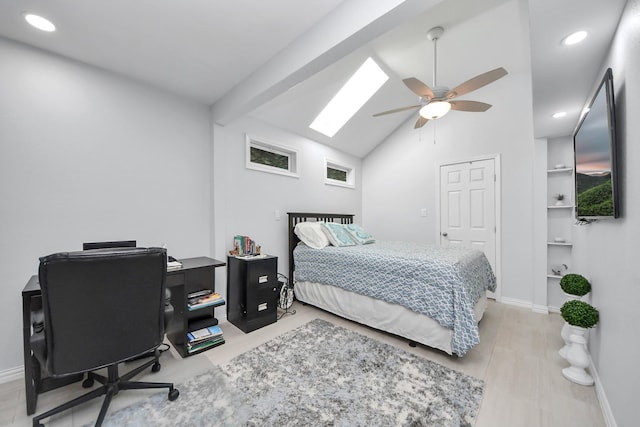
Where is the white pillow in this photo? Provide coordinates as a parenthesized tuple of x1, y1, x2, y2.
(321, 222, 357, 247)
(294, 222, 330, 249)
(344, 223, 375, 244)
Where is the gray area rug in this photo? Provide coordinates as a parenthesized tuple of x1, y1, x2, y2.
(98, 319, 484, 426)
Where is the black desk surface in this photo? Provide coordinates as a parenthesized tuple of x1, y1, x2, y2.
(22, 256, 225, 295)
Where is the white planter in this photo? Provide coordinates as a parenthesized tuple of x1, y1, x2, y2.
(559, 292, 590, 359)
(561, 326, 594, 386)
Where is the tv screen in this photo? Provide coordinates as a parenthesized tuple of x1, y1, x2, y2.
(573, 68, 619, 220)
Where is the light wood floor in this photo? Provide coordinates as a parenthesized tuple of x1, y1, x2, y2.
(0, 300, 605, 426)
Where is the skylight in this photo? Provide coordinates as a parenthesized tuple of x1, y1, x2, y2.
(310, 57, 388, 138)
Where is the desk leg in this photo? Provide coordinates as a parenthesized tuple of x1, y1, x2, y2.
(22, 294, 37, 415)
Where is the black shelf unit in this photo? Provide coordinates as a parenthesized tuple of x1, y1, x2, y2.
(227, 255, 279, 333)
(166, 257, 226, 357)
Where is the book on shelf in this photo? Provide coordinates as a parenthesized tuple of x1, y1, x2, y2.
(187, 292, 225, 310)
(187, 324, 223, 344)
(187, 289, 213, 300)
(187, 336, 225, 353)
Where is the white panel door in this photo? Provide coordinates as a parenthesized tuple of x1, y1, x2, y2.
(440, 159, 497, 297)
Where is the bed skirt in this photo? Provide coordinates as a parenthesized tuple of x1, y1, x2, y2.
(294, 280, 488, 355)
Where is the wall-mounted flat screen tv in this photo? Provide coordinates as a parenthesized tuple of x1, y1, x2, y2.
(573, 68, 619, 220)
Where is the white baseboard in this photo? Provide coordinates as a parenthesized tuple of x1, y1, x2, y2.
(590, 356, 618, 427)
(498, 296, 549, 314)
(0, 365, 24, 384)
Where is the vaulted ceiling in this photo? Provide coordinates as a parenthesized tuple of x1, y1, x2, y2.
(0, 0, 627, 157)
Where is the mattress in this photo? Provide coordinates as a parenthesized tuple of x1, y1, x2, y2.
(293, 241, 496, 355)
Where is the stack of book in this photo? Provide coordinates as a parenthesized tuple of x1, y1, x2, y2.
(167, 259, 183, 271)
(186, 325, 224, 354)
(233, 235, 260, 256)
(187, 290, 225, 311)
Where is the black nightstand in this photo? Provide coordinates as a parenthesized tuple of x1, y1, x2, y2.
(226, 255, 279, 333)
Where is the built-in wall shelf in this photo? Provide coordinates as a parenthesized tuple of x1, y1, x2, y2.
(546, 142, 575, 307)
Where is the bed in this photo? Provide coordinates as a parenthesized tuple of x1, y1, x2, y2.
(287, 212, 496, 356)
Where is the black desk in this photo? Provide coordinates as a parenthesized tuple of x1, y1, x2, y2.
(21, 256, 225, 415)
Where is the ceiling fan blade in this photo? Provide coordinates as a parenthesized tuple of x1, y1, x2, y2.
(445, 67, 508, 99)
(403, 78, 435, 100)
(449, 100, 492, 112)
(373, 104, 422, 117)
(414, 116, 429, 129)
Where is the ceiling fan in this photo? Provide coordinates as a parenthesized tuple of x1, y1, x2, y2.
(373, 26, 508, 129)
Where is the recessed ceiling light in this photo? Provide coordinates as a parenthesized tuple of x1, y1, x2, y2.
(552, 111, 567, 119)
(562, 31, 587, 46)
(24, 14, 56, 32)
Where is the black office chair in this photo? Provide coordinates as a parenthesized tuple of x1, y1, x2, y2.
(30, 247, 179, 427)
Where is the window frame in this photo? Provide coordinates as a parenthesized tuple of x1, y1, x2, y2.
(324, 158, 355, 188)
(245, 135, 299, 178)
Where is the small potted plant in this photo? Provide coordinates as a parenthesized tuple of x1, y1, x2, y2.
(560, 273, 591, 298)
(559, 300, 599, 386)
(554, 193, 565, 206)
(560, 300, 599, 329)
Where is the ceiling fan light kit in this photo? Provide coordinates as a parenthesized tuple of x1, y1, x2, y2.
(419, 101, 451, 119)
(373, 26, 508, 129)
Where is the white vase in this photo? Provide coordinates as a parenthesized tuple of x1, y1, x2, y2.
(562, 326, 594, 386)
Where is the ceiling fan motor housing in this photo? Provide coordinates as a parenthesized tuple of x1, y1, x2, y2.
(426, 26, 444, 41)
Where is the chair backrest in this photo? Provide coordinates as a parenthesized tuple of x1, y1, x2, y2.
(38, 247, 167, 375)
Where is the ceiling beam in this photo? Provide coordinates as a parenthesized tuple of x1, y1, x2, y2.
(210, 0, 444, 125)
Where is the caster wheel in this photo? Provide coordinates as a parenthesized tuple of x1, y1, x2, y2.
(82, 378, 95, 388)
(168, 388, 180, 401)
(152, 362, 161, 373)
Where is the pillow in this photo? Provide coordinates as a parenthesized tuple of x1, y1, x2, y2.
(321, 223, 356, 247)
(294, 222, 330, 249)
(344, 223, 375, 244)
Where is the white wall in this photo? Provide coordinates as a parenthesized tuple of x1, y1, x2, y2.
(0, 38, 212, 374)
(212, 116, 362, 312)
(571, 1, 640, 425)
(363, 0, 536, 303)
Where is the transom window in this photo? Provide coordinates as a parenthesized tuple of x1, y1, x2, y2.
(245, 135, 299, 178)
(325, 159, 355, 188)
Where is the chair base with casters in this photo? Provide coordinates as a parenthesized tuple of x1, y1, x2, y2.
(32, 349, 179, 427)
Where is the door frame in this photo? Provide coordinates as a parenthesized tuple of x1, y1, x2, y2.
(436, 153, 502, 300)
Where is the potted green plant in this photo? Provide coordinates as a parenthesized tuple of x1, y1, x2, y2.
(560, 300, 599, 329)
(559, 300, 599, 386)
(559, 273, 591, 297)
